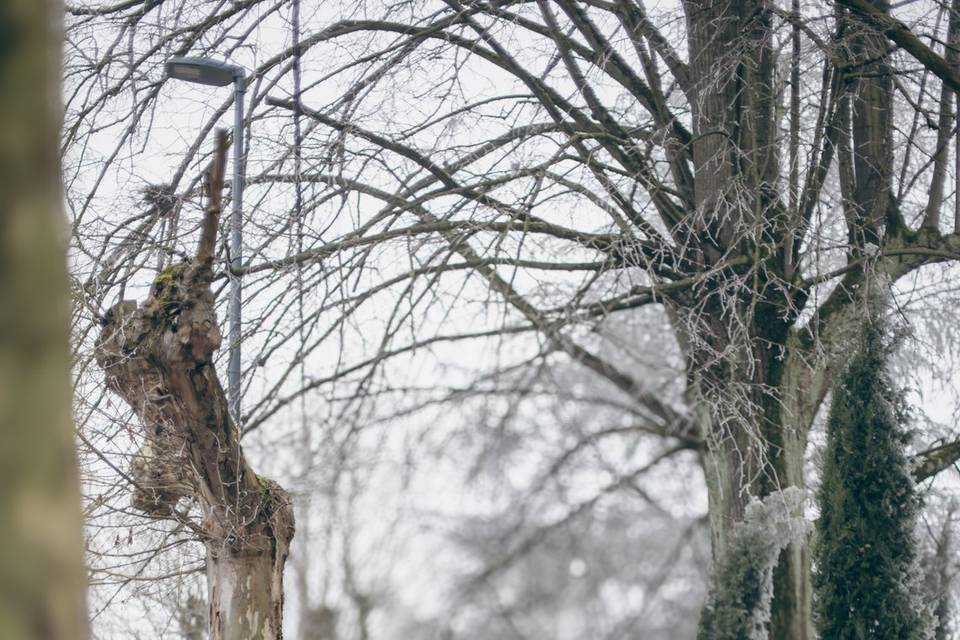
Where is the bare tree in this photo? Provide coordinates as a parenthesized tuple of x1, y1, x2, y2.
(0, 1, 89, 638)
(64, 0, 960, 637)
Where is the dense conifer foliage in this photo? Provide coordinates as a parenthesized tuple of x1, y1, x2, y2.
(814, 316, 928, 638)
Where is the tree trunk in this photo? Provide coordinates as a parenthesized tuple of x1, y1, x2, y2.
(698, 401, 758, 559)
(770, 540, 812, 640)
(95, 134, 294, 639)
(0, 1, 90, 638)
(208, 551, 287, 639)
(683, 1, 836, 636)
(768, 387, 815, 640)
(698, 362, 814, 640)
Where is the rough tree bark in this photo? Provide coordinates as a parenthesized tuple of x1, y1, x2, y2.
(0, 1, 90, 638)
(682, 2, 810, 637)
(682, 1, 896, 638)
(94, 132, 295, 640)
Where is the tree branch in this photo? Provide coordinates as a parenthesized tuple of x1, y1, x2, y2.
(915, 438, 960, 481)
(836, 0, 960, 94)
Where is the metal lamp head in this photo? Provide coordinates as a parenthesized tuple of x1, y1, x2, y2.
(165, 56, 240, 87)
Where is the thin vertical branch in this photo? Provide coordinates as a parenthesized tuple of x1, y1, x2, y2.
(786, 0, 801, 276)
(290, 0, 315, 635)
(197, 129, 229, 264)
(923, 1, 957, 229)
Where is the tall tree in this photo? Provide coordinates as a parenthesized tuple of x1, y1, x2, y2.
(814, 307, 928, 639)
(0, 0, 89, 638)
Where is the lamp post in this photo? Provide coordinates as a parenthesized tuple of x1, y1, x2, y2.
(165, 56, 246, 426)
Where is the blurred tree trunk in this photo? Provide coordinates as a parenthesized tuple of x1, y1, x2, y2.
(922, 505, 956, 640)
(0, 1, 90, 639)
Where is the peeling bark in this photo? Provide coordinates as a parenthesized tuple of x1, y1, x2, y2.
(208, 548, 288, 640)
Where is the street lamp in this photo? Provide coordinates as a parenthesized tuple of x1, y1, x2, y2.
(166, 56, 246, 426)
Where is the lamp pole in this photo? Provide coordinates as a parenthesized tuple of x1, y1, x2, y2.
(228, 67, 245, 428)
(166, 57, 246, 426)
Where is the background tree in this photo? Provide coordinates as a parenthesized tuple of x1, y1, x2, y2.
(0, 0, 89, 638)
(62, 1, 960, 637)
(814, 306, 928, 639)
(921, 500, 956, 640)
